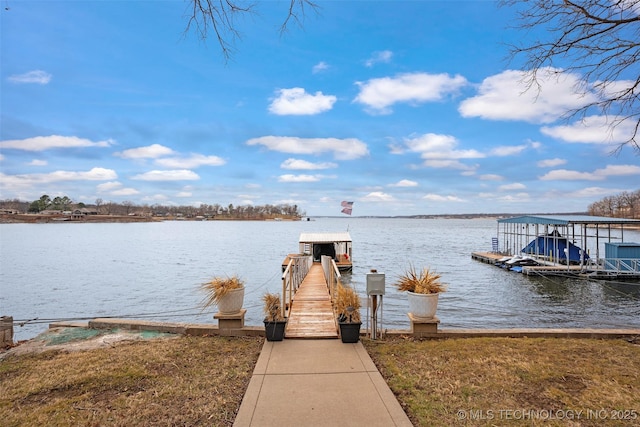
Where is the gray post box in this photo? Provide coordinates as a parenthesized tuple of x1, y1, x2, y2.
(366, 272, 385, 295)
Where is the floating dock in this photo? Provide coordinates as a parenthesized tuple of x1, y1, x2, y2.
(472, 252, 586, 276)
(474, 215, 640, 279)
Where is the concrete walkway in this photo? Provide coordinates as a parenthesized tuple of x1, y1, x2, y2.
(233, 339, 413, 427)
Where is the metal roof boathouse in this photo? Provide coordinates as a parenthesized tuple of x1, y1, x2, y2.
(479, 215, 640, 278)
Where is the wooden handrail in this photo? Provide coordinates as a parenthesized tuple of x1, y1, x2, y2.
(320, 255, 342, 308)
(281, 255, 312, 318)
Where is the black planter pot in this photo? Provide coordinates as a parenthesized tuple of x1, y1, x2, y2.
(338, 322, 362, 343)
(264, 320, 287, 341)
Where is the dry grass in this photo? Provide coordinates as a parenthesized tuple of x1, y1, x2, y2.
(262, 292, 284, 322)
(394, 264, 447, 294)
(4, 333, 640, 426)
(334, 283, 361, 323)
(0, 335, 263, 427)
(363, 336, 640, 427)
(199, 275, 244, 309)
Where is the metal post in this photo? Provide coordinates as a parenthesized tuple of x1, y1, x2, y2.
(366, 269, 385, 340)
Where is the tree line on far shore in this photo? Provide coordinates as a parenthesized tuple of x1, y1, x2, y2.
(587, 189, 640, 219)
(1, 190, 639, 219)
(0, 195, 305, 220)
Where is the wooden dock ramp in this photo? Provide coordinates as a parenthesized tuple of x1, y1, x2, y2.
(285, 264, 338, 339)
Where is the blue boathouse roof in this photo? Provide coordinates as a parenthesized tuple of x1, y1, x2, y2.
(497, 215, 640, 226)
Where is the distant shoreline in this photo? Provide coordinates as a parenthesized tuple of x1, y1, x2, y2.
(0, 212, 596, 224)
(0, 214, 303, 224)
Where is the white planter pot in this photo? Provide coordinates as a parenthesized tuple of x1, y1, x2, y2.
(407, 291, 439, 319)
(217, 287, 245, 314)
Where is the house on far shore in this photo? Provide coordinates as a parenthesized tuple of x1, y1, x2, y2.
(40, 210, 63, 215)
(69, 208, 98, 220)
(78, 208, 98, 215)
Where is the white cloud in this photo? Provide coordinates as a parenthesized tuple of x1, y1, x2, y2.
(361, 191, 395, 202)
(541, 115, 636, 144)
(568, 187, 626, 198)
(142, 194, 169, 202)
(388, 143, 405, 155)
(597, 164, 640, 176)
(389, 179, 418, 187)
(365, 50, 393, 67)
(423, 159, 477, 171)
(176, 191, 192, 197)
(0, 168, 117, 190)
(43, 167, 117, 181)
(489, 144, 530, 156)
(97, 181, 123, 192)
(479, 174, 503, 181)
(312, 61, 329, 74)
(0, 135, 113, 151)
(111, 188, 140, 196)
(404, 133, 484, 160)
(95, 181, 139, 197)
(278, 174, 321, 183)
(131, 170, 200, 181)
(280, 158, 337, 170)
(423, 194, 464, 202)
(499, 182, 526, 191)
(247, 136, 369, 160)
(537, 158, 567, 168)
(539, 164, 640, 181)
(540, 169, 602, 181)
(8, 70, 52, 84)
(115, 144, 175, 159)
(155, 154, 225, 168)
(269, 88, 337, 115)
(27, 159, 47, 166)
(354, 72, 467, 114)
(498, 193, 531, 202)
(459, 68, 598, 123)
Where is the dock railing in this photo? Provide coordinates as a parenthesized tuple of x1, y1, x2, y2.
(321, 255, 342, 307)
(601, 258, 640, 274)
(281, 255, 313, 318)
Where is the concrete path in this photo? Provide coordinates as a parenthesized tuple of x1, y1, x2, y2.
(233, 339, 413, 427)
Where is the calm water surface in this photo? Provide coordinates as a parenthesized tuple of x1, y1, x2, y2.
(2, 218, 639, 341)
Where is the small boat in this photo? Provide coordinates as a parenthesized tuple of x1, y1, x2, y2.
(505, 255, 539, 266)
(495, 255, 539, 270)
(282, 232, 353, 273)
(522, 231, 589, 265)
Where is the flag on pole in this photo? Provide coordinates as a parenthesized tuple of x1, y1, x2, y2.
(341, 201, 353, 215)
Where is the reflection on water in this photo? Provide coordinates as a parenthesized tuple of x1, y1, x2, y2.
(1, 218, 639, 341)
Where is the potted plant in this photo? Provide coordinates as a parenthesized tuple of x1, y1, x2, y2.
(263, 292, 286, 341)
(199, 275, 245, 315)
(394, 264, 447, 319)
(334, 284, 362, 343)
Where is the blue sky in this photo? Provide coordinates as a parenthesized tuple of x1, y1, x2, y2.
(1, 1, 639, 216)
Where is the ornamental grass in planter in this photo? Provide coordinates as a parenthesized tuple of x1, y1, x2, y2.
(394, 264, 447, 319)
(334, 284, 362, 343)
(199, 275, 245, 315)
(263, 292, 286, 341)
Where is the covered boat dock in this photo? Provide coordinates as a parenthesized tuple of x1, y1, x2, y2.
(476, 215, 640, 278)
(284, 232, 353, 272)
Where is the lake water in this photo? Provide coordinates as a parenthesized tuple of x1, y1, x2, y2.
(2, 218, 640, 341)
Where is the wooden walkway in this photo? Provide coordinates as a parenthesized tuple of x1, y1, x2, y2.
(285, 264, 338, 339)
